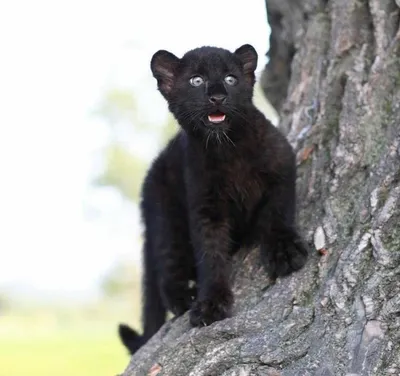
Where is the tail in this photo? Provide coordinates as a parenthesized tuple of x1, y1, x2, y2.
(118, 236, 166, 355)
(118, 323, 145, 355)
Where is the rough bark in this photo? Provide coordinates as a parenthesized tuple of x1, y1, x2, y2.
(122, 0, 400, 375)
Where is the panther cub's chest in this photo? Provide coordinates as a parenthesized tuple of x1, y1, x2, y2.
(223, 158, 264, 210)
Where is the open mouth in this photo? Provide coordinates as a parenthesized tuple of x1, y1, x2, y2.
(208, 112, 226, 124)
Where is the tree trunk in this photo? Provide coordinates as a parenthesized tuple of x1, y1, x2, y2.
(122, 0, 400, 375)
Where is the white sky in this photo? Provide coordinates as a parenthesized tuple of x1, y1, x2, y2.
(0, 0, 270, 299)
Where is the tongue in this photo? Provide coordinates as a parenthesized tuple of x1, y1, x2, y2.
(208, 114, 226, 123)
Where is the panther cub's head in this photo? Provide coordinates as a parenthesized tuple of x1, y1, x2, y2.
(151, 44, 258, 136)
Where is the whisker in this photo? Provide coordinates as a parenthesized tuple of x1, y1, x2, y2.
(216, 132, 222, 146)
(205, 131, 212, 149)
(222, 131, 236, 147)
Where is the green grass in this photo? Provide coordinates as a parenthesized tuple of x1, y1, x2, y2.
(0, 330, 130, 376)
(0, 310, 135, 376)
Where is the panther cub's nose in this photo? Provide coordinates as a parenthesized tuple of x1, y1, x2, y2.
(209, 94, 227, 105)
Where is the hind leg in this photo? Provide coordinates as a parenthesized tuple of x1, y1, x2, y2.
(155, 207, 196, 316)
(142, 237, 167, 335)
(144, 170, 197, 317)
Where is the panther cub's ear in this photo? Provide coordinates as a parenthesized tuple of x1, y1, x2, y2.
(151, 50, 180, 97)
(234, 44, 258, 84)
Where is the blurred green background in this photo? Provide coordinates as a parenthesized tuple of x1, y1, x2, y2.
(0, 1, 276, 375)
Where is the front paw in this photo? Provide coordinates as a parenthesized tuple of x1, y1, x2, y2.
(189, 288, 233, 327)
(263, 234, 308, 279)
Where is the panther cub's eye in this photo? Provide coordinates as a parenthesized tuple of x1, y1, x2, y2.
(224, 75, 237, 86)
(189, 76, 204, 87)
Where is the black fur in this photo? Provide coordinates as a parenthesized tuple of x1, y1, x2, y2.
(118, 44, 308, 354)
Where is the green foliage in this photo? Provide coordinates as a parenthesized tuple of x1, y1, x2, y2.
(94, 88, 137, 126)
(101, 260, 141, 299)
(95, 143, 147, 202)
(0, 292, 11, 313)
(94, 88, 177, 203)
(160, 114, 179, 144)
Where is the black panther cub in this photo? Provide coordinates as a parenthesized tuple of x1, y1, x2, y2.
(118, 44, 308, 354)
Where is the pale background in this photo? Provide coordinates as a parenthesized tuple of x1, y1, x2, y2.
(0, 0, 270, 299)
(0, 1, 272, 374)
